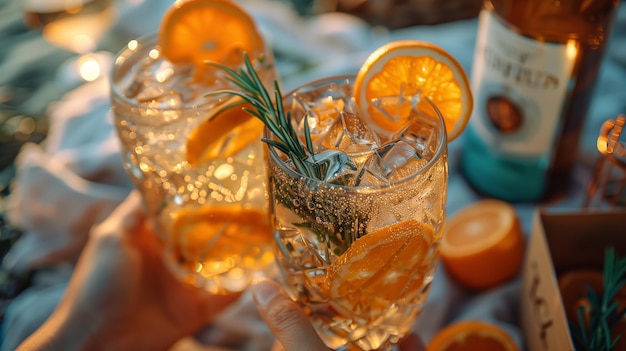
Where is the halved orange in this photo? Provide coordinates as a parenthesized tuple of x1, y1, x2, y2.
(440, 200, 525, 291)
(186, 97, 264, 164)
(325, 220, 434, 312)
(427, 320, 520, 351)
(158, 0, 265, 80)
(353, 40, 473, 141)
(169, 205, 273, 274)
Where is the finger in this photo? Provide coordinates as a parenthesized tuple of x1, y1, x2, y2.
(252, 280, 328, 351)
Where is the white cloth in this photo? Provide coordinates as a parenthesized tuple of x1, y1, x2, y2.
(2, 0, 625, 350)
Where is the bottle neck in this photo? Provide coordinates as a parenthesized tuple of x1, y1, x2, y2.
(483, 0, 619, 44)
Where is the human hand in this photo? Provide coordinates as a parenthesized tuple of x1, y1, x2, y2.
(17, 191, 241, 351)
(252, 279, 425, 351)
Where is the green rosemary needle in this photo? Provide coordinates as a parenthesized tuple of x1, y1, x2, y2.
(569, 247, 626, 351)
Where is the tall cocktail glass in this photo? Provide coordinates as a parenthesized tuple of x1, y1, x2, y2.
(267, 76, 448, 350)
(110, 34, 278, 294)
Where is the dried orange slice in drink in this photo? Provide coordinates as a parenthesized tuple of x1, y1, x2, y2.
(427, 320, 520, 351)
(325, 220, 434, 312)
(440, 200, 525, 291)
(353, 40, 472, 141)
(169, 205, 273, 275)
(186, 98, 264, 164)
(158, 0, 265, 79)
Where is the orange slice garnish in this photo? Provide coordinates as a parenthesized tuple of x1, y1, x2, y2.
(440, 199, 525, 291)
(186, 98, 264, 164)
(158, 0, 265, 79)
(427, 320, 520, 351)
(353, 40, 473, 141)
(169, 205, 273, 276)
(325, 220, 434, 313)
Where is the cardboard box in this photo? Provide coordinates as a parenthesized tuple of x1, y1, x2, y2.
(521, 209, 626, 351)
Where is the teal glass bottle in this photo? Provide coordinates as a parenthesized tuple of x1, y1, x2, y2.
(461, 0, 620, 202)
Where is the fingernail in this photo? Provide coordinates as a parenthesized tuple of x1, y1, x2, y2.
(252, 280, 278, 307)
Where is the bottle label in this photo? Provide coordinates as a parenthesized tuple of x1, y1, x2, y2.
(469, 9, 577, 156)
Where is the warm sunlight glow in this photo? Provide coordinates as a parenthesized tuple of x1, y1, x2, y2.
(128, 39, 138, 51)
(566, 40, 579, 60)
(79, 55, 101, 81)
(41, 6, 117, 53)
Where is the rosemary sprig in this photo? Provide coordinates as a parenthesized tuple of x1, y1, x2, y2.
(206, 54, 323, 180)
(206, 54, 368, 255)
(569, 247, 626, 351)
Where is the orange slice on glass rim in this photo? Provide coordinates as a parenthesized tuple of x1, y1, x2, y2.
(158, 0, 265, 80)
(353, 40, 473, 141)
(325, 220, 434, 312)
(427, 320, 520, 351)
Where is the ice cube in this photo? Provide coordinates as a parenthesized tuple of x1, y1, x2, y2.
(137, 85, 169, 103)
(294, 95, 341, 140)
(399, 110, 439, 160)
(370, 85, 421, 121)
(305, 149, 357, 183)
(288, 78, 353, 141)
(137, 85, 183, 121)
(370, 95, 412, 124)
(355, 153, 389, 186)
(356, 139, 428, 185)
(318, 111, 379, 155)
(137, 57, 174, 84)
(379, 140, 419, 174)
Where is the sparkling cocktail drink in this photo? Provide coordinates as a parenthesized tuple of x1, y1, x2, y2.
(110, 34, 278, 294)
(267, 76, 448, 350)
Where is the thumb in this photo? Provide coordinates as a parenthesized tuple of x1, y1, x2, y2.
(252, 280, 328, 351)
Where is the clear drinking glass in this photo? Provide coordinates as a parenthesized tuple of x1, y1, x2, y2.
(110, 34, 278, 294)
(267, 76, 448, 350)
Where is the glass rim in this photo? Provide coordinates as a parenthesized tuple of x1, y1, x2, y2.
(266, 74, 448, 191)
(110, 33, 190, 112)
(109, 33, 273, 114)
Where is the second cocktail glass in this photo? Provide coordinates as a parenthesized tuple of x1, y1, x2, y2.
(267, 76, 449, 350)
(110, 32, 278, 294)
